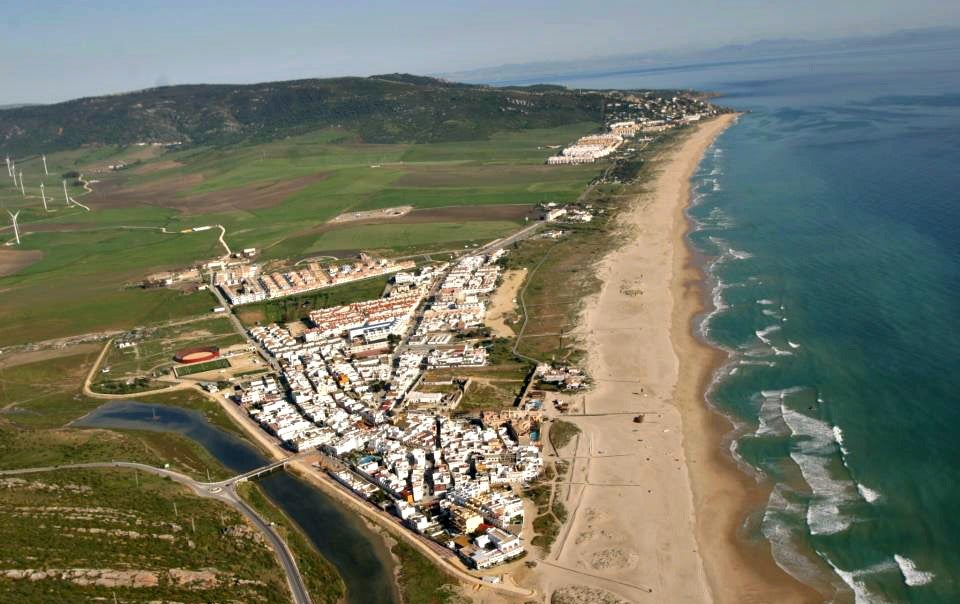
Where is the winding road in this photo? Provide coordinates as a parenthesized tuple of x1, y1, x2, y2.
(0, 460, 313, 604)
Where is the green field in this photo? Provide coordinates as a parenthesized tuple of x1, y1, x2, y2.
(174, 358, 231, 377)
(0, 122, 603, 348)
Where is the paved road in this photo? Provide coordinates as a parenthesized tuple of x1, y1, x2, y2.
(209, 285, 281, 374)
(1, 462, 312, 604)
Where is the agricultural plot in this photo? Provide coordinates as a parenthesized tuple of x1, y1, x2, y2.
(2, 121, 604, 349)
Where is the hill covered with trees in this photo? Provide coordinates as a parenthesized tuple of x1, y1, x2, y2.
(0, 74, 629, 154)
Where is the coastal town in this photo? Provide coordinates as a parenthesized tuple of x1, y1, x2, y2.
(0, 75, 743, 603)
(221, 249, 548, 571)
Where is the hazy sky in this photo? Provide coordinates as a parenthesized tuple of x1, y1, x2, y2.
(2, 0, 958, 104)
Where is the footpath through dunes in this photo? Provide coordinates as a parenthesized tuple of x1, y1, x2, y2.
(531, 115, 818, 604)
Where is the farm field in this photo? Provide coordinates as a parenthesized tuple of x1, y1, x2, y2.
(1, 122, 603, 348)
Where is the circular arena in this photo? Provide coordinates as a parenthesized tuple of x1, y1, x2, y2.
(173, 346, 221, 364)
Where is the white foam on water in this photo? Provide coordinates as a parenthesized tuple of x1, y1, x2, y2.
(756, 324, 782, 344)
(756, 387, 804, 436)
(781, 406, 857, 535)
(761, 486, 831, 590)
(833, 425, 850, 456)
(757, 299, 776, 305)
(894, 554, 935, 587)
(740, 359, 777, 367)
(762, 308, 781, 317)
(857, 483, 882, 503)
(788, 340, 801, 349)
(822, 556, 893, 604)
(729, 367, 738, 375)
(728, 247, 752, 260)
(700, 279, 730, 337)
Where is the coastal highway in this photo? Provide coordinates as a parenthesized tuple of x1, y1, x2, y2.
(0, 462, 313, 604)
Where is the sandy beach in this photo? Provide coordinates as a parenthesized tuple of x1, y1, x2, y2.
(531, 115, 820, 603)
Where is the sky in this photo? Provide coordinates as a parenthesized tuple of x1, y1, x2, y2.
(1, 0, 958, 105)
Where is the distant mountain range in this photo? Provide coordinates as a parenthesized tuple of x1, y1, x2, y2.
(437, 27, 960, 85)
(0, 74, 625, 155)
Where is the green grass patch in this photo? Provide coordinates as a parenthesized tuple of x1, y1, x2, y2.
(549, 420, 581, 451)
(391, 538, 460, 604)
(174, 358, 230, 377)
(237, 275, 389, 325)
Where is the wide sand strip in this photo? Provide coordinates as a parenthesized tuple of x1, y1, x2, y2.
(531, 115, 818, 604)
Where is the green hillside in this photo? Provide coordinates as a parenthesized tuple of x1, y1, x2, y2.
(0, 74, 619, 154)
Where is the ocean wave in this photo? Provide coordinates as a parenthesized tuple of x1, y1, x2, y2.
(756, 387, 804, 436)
(781, 406, 857, 535)
(756, 324, 782, 343)
(757, 299, 776, 305)
(894, 554, 935, 587)
(822, 556, 894, 604)
(740, 359, 777, 367)
(762, 487, 831, 590)
(788, 340, 801, 349)
(833, 425, 850, 457)
(700, 279, 730, 337)
(857, 483, 882, 503)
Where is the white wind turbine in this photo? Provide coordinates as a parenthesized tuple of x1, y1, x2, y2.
(40, 183, 48, 212)
(7, 210, 21, 245)
(42, 154, 49, 176)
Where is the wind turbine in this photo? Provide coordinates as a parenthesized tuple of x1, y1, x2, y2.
(42, 154, 49, 176)
(18, 171, 25, 196)
(40, 183, 48, 212)
(4, 157, 9, 178)
(7, 210, 21, 245)
(63, 179, 72, 206)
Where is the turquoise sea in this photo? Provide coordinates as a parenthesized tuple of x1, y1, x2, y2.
(532, 39, 960, 603)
